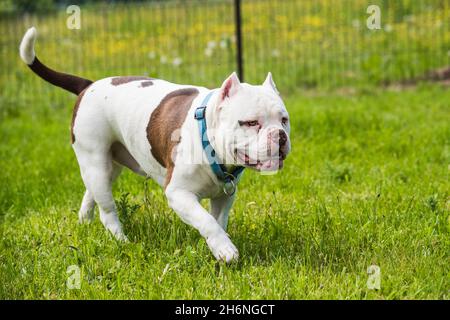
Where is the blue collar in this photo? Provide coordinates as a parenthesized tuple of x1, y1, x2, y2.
(194, 91, 245, 196)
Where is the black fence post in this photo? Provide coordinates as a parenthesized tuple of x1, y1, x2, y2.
(234, 0, 244, 81)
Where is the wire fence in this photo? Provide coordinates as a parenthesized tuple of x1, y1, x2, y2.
(0, 0, 449, 109)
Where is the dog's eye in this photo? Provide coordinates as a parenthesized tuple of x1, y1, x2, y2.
(281, 117, 289, 125)
(238, 120, 259, 127)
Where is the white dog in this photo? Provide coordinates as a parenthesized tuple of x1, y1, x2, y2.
(19, 27, 291, 262)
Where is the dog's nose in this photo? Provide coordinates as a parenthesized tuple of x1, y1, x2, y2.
(278, 129, 287, 147)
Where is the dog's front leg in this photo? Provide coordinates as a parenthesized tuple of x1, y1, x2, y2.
(210, 194, 236, 231)
(166, 188, 239, 262)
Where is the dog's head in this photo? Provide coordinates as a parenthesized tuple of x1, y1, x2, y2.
(211, 72, 291, 173)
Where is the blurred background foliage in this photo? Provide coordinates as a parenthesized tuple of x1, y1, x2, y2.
(0, 0, 448, 114)
(0, 0, 170, 14)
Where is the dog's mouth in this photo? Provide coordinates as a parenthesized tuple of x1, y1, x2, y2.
(234, 151, 285, 171)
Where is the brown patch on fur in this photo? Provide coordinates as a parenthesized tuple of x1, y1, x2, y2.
(71, 86, 90, 143)
(140, 80, 154, 88)
(111, 76, 152, 86)
(147, 88, 199, 187)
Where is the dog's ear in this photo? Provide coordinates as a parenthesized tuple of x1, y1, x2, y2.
(263, 72, 279, 95)
(219, 72, 241, 101)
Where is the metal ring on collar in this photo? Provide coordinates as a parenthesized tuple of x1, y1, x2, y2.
(223, 179, 236, 197)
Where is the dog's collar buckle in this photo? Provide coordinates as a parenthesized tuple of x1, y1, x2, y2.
(194, 106, 206, 120)
(223, 179, 236, 197)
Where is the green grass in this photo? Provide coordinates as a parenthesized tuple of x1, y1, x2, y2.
(1, 84, 449, 299)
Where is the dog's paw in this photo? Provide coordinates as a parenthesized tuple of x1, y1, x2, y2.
(206, 233, 239, 263)
(112, 230, 129, 242)
(78, 209, 94, 224)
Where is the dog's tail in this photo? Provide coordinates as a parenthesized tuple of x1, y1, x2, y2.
(19, 27, 93, 95)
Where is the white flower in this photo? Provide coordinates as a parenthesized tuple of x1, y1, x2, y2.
(219, 40, 228, 49)
(204, 47, 213, 57)
(271, 49, 280, 57)
(207, 40, 217, 49)
(172, 57, 182, 67)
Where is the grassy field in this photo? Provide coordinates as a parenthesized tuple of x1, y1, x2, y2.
(1, 83, 449, 299)
(0, 0, 449, 300)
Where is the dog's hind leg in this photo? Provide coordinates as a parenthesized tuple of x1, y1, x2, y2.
(75, 146, 127, 241)
(78, 164, 122, 224)
(78, 190, 95, 223)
